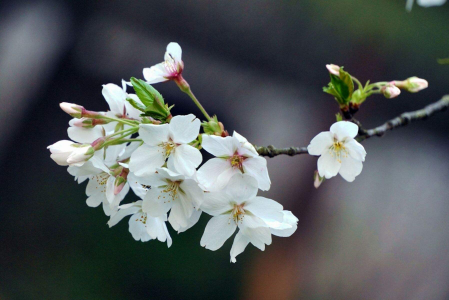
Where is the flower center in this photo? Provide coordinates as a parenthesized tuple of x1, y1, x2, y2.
(164, 54, 179, 77)
(92, 172, 109, 192)
(160, 141, 176, 158)
(135, 213, 148, 225)
(329, 140, 349, 163)
(229, 153, 245, 172)
(158, 180, 181, 204)
(231, 204, 245, 225)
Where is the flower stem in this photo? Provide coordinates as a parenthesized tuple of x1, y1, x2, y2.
(102, 116, 139, 127)
(175, 75, 212, 121)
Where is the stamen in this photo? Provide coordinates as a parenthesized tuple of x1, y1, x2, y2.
(328, 140, 349, 163)
(159, 140, 176, 158)
(158, 180, 181, 204)
(229, 152, 245, 172)
(230, 203, 245, 225)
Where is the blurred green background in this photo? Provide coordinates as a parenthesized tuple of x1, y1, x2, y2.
(0, 1, 448, 299)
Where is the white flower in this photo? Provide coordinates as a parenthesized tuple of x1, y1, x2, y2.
(102, 80, 142, 120)
(108, 201, 172, 247)
(143, 42, 183, 84)
(406, 0, 446, 10)
(200, 174, 285, 262)
(48, 140, 94, 167)
(140, 167, 203, 232)
(129, 114, 202, 177)
(197, 131, 271, 191)
(68, 144, 131, 216)
(307, 121, 366, 182)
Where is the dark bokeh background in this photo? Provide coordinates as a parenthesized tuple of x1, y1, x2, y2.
(1, 1, 448, 299)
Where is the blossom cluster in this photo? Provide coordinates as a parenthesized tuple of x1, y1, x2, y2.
(48, 43, 298, 262)
(48, 42, 429, 262)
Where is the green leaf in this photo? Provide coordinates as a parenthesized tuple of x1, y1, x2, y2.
(323, 83, 345, 105)
(339, 67, 354, 99)
(324, 67, 354, 105)
(126, 97, 146, 112)
(130, 77, 170, 121)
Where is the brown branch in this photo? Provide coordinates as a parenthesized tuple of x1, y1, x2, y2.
(257, 96, 449, 157)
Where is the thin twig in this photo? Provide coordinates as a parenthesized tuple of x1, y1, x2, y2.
(257, 96, 449, 157)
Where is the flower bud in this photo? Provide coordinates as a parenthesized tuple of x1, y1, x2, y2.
(47, 140, 94, 166)
(381, 83, 401, 99)
(326, 64, 340, 76)
(114, 168, 129, 195)
(60, 102, 84, 118)
(313, 170, 325, 189)
(72, 118, 110, 128)
(394, 77, 428, 93)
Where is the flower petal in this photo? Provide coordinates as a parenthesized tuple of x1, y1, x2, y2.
(86, 193, 103, 208)
(339, 156, 363, 182)
(233, 131, 259, 157)
(169, 114, 201, 144)
(102, 83, 126, 114)
(264, 211, 298, 237)
(129, 212, 152, 241)
(142, 187, 174, 217)
(242, 156, 271, 191)
(225, 174, 258, 203)
(330, 121, 359, 140)
(129, 145, 165, 177)
(107, 202, 141, 227)
(244, 196, 284, 222)
(197, 158, 238, 191)
(177, 210, 202, 233)
(201, 135, 235, 157)
(201, 192, 233, 216)
(166, 42, 182, 63)
(139, 124, 170, 146)
(200, 214, 237, 251)
(317, 151, 341, 179)
(168, 201, 191, 231)
(143, 63, 170, 84)
(180, 178, 204, 209)
(345, 139, 366, 162)
(307, 131, 333, 156)
(240, 215, 272, 250)
(68, 126, 104, 144)
(170, 144, 202, 177)
(230, 230, 250, 263)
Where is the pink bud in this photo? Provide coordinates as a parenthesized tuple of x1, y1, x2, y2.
(60, 102, 84, 118)
(406, 77, 428, 93)
(381, 83, 401, 99)
(313, 170, 324, 189)
(326, 64, 340, 76)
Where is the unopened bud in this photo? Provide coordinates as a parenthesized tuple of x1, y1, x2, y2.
(47, 140, 93, 167)
(72, 118, 110, 128)
(60, 102, 84, 118)
(202, 116, 226, 136)
(91, 137, 107, 151)
(381, 83, 401, 99)
(114, 169, 129, 195)
(394, 77, 428, 93)
(326, 64, 340, 76)
(313, 170, 325, 188)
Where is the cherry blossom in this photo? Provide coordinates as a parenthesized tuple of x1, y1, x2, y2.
(308, 121, 366, 182)
(129, 114, 202, 177)
(139, 167, 203, 232)
(200, 174, 287, 262)
(47, 140, 94, 167)
(108, 201, 172, 247)
(143, 42, 184, 84)
(197, 131, 271, 191)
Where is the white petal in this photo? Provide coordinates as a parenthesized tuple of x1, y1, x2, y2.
(102, 83, 126, 114)
(107, 203, 141, 227)
(339, 156, 363, 182)
(265, 211, 298, 237)
(180, 178, 204, 209)
(196, 158, 238, 191)
(169, 114, 201, 144)
(307, 131, 334, 156)
(129, 144, 165, 177)
(244, 196, 284, 222)
(86, 174, 107, 196)
(102, 200, 116, 216)
(240, 215, 272, 249)
(233, 131, 259, 157)
(143, 63, 170, 84)
(242, 156, 271, 191)
(166, 42, 182, 63)
(201, 135, 235, 157)
(330, 121, 359, 140)
(230, 230, 250, 263)
(225, 174, 258, 203)
(201, 192, 233, 216)
(417, 0, 446, 6)
(142, 187, 173, 217)
(129, 212, 152, 241)
(317, 151, 341, 179)
(177, 210, 202, 233)
(105, 176, 116, 204)
(154, 167, 185, 182)
(68, 126, 103, 144)
(168, 201, 191, 231)
(139, 124, 170, 146)
(170, 144, 202, 176)
(200, 215, 237, 251)
(86, 193, 103, 208)
(128, 172, 149, 198)
(345, 139, 366, 162)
